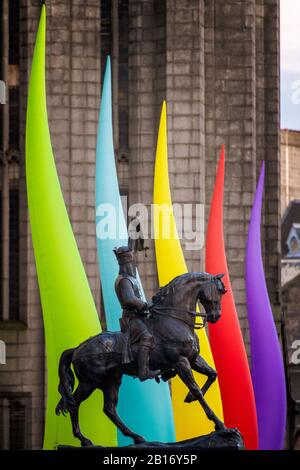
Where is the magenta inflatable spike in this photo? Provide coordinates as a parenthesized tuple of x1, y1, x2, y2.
(246, 162, 286, 450)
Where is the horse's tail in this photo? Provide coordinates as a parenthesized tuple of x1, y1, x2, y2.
(55, 348, 76, 416)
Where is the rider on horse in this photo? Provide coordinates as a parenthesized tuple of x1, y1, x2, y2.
(114, 246, 161, 381)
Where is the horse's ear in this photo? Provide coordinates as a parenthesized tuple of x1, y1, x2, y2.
(216, 274, 225, 279)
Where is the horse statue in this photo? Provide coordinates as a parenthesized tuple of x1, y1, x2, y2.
(55, 272, 227, 446)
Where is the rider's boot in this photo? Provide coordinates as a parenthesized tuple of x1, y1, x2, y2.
(138, 346, 160, 382)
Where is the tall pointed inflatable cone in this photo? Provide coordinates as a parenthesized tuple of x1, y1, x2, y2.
(26, 6, 116, 448)
(246, 162, 286, 449)
(95, 60, 175, 445)
(206, 146, 258, 449)
(154, 101, 223, 440)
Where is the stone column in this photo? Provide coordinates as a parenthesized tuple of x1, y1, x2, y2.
(205, 0, 258, 349)
(204, 0, 280, 351)
(128, 0, 166, 296)
(128, 0, 206, 296)
(46, 1, 101, 309)
(166, 0, 206, 272)
(262, 0, 281, 318)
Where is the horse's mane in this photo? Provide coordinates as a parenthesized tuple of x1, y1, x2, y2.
(152, 272, 210, 304)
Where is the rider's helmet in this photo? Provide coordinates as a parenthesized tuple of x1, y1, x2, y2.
(113, 246, 134, 266)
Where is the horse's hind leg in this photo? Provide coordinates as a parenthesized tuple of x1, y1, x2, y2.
(70, 382, 95, 447)
(185, 355, 217, 403)
(175, 356, 225, 431)
(102, 377, 146, 444)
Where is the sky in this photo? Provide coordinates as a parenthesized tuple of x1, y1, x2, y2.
(281, 0, 300, 130)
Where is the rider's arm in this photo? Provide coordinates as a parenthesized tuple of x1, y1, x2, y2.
(119, 279, 147, 312)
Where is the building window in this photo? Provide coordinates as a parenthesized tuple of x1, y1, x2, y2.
(0, 1, 3, 152)
(290, 236, 299, 254)
(0, 190, 2, 317)
(0, 0, 20, 322)
(101, 0, 112, 78)
(9, 185, 19, 321)
(0, 178, 20, 322)
(8, 0, 19, 67)
(9, 87, 19, 150)
(286, 224, 300, 258)
(0, 393, 31, 449)
(100, 0, 129, 159)
(118, 0, 129, 155)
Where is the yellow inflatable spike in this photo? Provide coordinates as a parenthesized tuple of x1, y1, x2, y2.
(153, 101, 223, 440)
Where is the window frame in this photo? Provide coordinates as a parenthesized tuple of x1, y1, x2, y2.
(0, 391, 32, 450)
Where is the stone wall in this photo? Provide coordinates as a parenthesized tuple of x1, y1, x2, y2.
(205, 0, 258, 347)
(166, 0, 205, 273)
(204, 0, 281, 349)
(128, 0, 207, 292)
(127, 0, 281, 354)
(128, 0, 167, 295)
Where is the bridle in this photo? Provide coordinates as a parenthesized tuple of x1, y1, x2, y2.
(150, 305, 207, 329)
(150, 277, 221, 330)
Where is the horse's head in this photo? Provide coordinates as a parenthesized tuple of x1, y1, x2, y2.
(198, 274, 227, 324)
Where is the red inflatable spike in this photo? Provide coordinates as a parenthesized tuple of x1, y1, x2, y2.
(205, 145, 258, 450)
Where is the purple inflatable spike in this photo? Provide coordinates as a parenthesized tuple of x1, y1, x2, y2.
(246, 161, 287, 450)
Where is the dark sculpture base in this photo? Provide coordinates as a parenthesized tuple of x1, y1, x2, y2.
(58, 428, 244, 450)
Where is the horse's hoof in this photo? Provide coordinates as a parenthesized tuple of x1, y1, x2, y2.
(134, 436, 146, 445)
(81, 439, 94, 447)
(215, 422, 226, 432)
(184, 391, 196, 403)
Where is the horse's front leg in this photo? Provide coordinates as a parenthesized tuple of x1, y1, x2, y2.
(175, 356, 225, 431)
(185, 355, 217, 403)
(102, 377, 146, 445)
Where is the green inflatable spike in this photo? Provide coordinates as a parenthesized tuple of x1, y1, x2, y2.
(25, 6, 116, 449)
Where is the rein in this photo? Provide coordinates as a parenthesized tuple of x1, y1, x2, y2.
(150, 305, 207, 330)
(150, 277, 220, 330)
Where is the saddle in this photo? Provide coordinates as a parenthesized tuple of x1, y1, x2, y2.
(91, 331, 132, 365)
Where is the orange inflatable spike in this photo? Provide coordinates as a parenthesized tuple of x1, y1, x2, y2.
(205, 145, 258, 450)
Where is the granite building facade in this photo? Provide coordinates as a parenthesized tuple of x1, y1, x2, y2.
(281, 129, 300, 216)
(0, 0, 281, 449)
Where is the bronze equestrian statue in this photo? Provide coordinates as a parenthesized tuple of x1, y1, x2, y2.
(55, 246, 227, 447)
